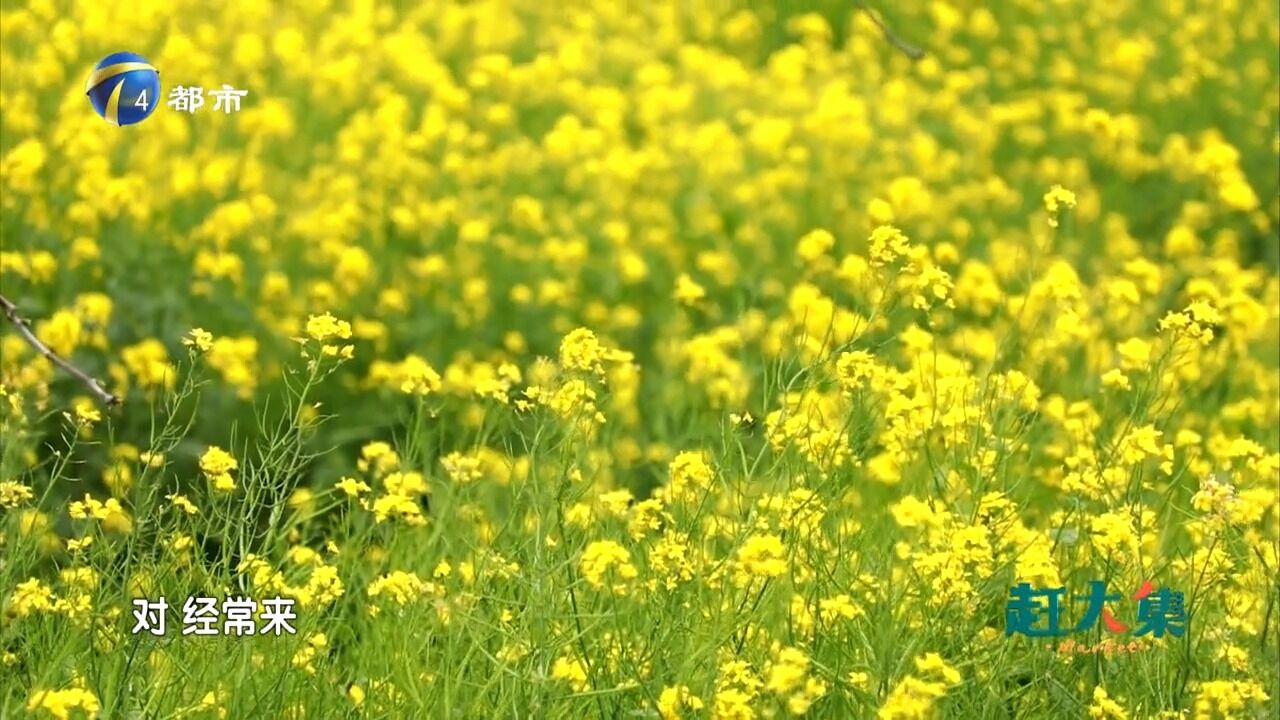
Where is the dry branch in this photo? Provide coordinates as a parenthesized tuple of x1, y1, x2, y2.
(0, 292, 121, 406)
(858, 4, 926, 60)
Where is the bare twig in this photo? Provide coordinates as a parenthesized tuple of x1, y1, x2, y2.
(0, 292, 121, 406)
(857, 3, 926, 60)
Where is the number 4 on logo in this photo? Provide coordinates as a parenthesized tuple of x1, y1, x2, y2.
(135, 89, 148, 111)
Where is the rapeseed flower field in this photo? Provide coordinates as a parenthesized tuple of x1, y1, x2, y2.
(1, 1, 1278, 717)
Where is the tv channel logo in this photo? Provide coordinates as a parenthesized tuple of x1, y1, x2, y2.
(85, 51, 161, 127)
